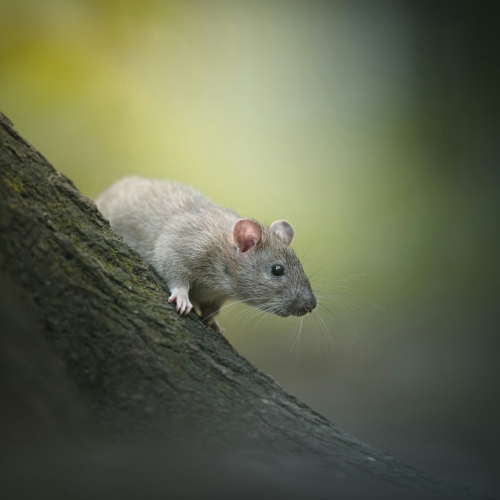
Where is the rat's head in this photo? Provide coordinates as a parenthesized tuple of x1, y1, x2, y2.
(231, 218, 316, 317)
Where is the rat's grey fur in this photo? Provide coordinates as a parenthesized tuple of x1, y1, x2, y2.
(96, 177, 316, 331)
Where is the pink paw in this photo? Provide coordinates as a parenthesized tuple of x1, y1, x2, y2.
(168, 288, 193, 316)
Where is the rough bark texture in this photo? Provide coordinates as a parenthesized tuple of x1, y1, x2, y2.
(0, 111, 495, 499)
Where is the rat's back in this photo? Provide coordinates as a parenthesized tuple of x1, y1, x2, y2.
(95, 176, 232, 261)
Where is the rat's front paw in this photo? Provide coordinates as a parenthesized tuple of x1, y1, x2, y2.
(168, 288, 193, 315)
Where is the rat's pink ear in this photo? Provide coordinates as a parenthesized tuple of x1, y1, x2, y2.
(232, 218, 262, 254)
(270, 220, 294, 246)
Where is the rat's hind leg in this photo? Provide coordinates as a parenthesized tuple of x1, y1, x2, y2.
(198, 301, 224, 333)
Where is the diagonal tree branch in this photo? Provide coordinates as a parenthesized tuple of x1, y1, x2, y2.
(0, 111, 494, 499)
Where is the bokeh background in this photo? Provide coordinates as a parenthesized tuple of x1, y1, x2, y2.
(1, 0, 499, 494)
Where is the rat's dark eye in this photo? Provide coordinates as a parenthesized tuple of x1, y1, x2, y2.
(271, 264, 285, 277)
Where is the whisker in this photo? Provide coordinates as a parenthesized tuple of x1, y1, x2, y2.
(201, 296, 269, 322)
(318, 302, 363, 340)
(286, 319, 301, 356)
(300, 235, 321, 263)
(319, 293, 385, 313)
(316, 311, 334, 350)
(255, 310, 273, 329)
(299, 316, 304, 352)
(307, 266, 325, 282)
(332, 295, 366, 313)
(289, 319, 303, 357)
(313, 284, 355, 293)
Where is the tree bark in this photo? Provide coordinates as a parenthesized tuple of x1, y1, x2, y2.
(0, 111, 494, 499)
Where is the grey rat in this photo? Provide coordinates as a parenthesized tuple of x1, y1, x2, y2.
(96, 176, 316, 332)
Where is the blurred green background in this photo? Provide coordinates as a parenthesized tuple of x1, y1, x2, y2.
(1, 0, 499, 494)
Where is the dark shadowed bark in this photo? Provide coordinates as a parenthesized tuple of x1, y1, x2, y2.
(0, 111, 495, 500)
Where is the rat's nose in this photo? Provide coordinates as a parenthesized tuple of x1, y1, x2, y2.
(301, 294, 317, 314)
(302, 301, 316, 314)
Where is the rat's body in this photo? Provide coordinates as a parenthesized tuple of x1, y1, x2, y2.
(96, 176, 316, 332)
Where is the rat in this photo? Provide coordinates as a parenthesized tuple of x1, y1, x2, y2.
(96, 176, 316, 332)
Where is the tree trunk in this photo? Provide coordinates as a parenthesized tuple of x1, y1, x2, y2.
(0, 111, 494, 499)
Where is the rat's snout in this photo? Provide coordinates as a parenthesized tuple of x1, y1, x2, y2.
(300, 294, 317, 315)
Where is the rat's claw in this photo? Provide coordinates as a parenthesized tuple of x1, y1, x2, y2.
(180, 299, 193, 315)
(168, 288, 193, 316)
